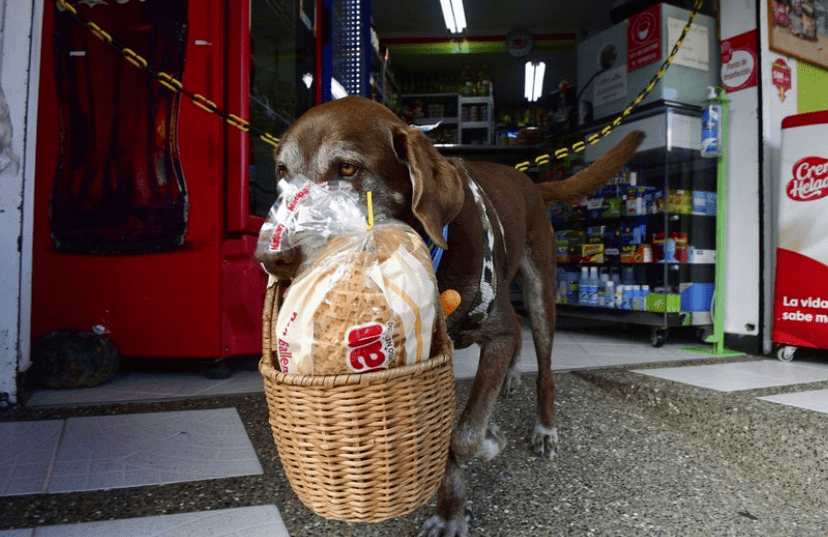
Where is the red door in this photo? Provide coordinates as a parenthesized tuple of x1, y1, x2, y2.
(31, 0, 316, 360)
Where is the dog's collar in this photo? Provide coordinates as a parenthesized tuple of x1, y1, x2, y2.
(425, 226, 449, 272)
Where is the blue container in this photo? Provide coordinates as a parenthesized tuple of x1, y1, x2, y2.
(681, 283, 715, 312)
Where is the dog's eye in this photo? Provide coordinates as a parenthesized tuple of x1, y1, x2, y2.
(338, 162, 359, 178)
(276, 164, 288, 180)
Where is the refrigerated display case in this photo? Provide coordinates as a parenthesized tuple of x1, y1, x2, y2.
(552, 104, 716, 346)
(32, 0, 326, 372)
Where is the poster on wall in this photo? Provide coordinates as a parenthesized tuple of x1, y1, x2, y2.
(769, 0, 828, 69)
(721, 30, 759, 93)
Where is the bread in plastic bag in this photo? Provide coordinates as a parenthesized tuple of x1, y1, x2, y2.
(273, 220, 439, 375)
(255, 177, 366, 278)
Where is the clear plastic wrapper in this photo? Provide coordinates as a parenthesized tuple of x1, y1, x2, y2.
(255, 177, 367, 276)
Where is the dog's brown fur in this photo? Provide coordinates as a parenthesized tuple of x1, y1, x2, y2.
(270, 96, 644, 537)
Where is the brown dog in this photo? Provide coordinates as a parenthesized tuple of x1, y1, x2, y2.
(268, 96, 644, 537)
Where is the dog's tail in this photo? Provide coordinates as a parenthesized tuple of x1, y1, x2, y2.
(535, 130, 646, 204)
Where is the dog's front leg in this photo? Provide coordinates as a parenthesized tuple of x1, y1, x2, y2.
(452, 337, 513, 460)
(419, 451, 469, 537)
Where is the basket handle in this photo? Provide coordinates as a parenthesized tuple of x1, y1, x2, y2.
(261, 276, 282, 370)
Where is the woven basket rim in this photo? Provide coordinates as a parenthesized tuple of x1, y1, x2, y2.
(259, 348, 452, 387)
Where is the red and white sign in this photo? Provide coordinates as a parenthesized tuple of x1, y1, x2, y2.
(628, 4, 661, 71)
(346, 322, 394, 373)
(720, 30, 758, 93)
(787, 157, 828, 202)
(774, 111, 828, 349)
(771, 58, 792, 101)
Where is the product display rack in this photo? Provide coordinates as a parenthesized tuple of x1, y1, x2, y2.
(553, 104, 716, 346)
(399, 91, 494, 146)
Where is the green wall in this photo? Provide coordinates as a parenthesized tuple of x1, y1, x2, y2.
(797, 61, 828, 113)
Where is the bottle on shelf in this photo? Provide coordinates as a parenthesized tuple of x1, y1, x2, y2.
(460, 65, 474, 97)
(641, 284, 650, 311)
(701, 86, 722, 158)
(615, 284, 626, 309)
(605, 279, 615, 309)
(477, 65, 491, 96)
(632, 285, 643, 311)
(588, 266, 599, 307)
(578, 266, 589, 305)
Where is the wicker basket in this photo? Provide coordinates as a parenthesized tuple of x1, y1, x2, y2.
(259, 281, 456, 523)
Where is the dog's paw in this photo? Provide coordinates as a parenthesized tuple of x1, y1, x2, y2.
(418, 510, 471, 537)
(501, 367, 521, 395)
(478, 424, 507, 461)
(452, 423, 507, 460)
(531, 423, 559, 459)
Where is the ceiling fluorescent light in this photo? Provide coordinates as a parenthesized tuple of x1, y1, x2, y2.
(524, 61, 546, 102)
(533, 61, 546, 101)
(524, 62, 533, 101)
(439, 0, 466, 34)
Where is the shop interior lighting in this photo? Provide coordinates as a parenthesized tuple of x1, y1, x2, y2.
(331, 78, 348, 99)
(439, 0, 466, 33)
(524, 61, 546, 102)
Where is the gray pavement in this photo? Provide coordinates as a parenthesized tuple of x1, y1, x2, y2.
(4, 354, 828, 536)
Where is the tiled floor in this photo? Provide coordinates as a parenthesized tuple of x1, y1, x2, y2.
(759, 388, 828, 413)
(2, 408, 262, 496)
(6, 320, 828, 536)
(24, 361, 265, 407)
(0, 506, 288, 537)
(632, 359, 828, 392)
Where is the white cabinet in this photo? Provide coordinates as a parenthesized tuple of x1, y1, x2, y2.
(458, 94, 494, 146)
(399, 91, 494, 146)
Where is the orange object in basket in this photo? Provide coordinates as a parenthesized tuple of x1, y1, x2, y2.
(441, 289, 461, 317)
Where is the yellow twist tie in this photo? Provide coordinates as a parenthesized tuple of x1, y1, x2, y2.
(366, 191, 375, 232)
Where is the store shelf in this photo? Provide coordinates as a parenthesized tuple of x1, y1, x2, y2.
(461, 121, 490, 129)
(400, 91, 494, 145)
(552, 104, 717, 345)
(458, 93, 494, 145)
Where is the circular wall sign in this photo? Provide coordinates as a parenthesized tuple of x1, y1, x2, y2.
(506, 30, 534, 58)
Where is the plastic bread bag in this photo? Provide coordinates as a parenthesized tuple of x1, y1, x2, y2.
(255, 177, 367, 277)
(272, 219, 439, 376)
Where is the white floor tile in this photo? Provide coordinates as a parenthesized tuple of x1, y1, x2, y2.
(632, 360, 828, 392)
(48, 408, 262, 493)
(26, 370, 263, 407)
(452, 345, 480, 380)
(759, 389, 828, 415)
(0, 530, 34, 537)
(0, 421, 64, 496)
(29, 505, 288, 537)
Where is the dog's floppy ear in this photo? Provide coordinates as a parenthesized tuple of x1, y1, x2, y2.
(393, 126, 464, 249)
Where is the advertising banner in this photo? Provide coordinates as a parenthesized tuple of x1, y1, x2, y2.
(773, 110, 828, 348)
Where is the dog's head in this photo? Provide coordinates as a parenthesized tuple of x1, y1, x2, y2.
(273, 96, 465, 252)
